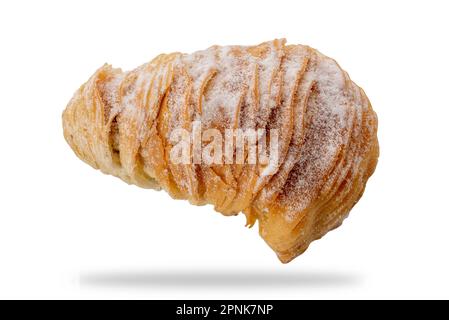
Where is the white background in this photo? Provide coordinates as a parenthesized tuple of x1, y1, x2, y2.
(0, 0, 448, 299)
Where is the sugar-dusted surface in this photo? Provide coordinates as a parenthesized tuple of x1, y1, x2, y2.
(62, 39, 378, 263)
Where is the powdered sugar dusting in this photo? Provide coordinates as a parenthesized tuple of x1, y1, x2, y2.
(279, 53, 352, 222)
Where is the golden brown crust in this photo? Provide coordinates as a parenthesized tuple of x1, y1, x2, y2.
(62, 39, 379, 263)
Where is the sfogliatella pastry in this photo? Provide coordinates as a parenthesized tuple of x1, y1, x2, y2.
(62, 39, 378, 263)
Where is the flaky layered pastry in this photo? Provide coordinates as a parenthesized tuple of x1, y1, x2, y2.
(62, 39, 379, 262)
